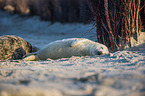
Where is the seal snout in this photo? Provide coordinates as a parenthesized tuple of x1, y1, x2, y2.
(97, 51, 103, 55)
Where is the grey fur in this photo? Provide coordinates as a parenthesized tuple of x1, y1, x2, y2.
(0, 35, 37, 60)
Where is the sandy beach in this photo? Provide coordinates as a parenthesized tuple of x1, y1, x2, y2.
(0, 10, 145, 96)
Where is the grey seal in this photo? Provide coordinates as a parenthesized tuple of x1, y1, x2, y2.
(0, 35, 38, 60)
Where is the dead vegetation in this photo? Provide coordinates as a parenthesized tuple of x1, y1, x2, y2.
(87, 0, 145, 51)
(0, 0, 91, 23)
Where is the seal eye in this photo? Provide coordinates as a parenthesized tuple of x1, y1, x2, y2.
(101, 47, 103, 49)
(97, 51, 103, 55)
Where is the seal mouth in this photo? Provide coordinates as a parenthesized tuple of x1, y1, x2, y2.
(97, 51, 103, 55)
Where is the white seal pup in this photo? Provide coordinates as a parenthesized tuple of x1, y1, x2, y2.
(23, 38, 109, 61)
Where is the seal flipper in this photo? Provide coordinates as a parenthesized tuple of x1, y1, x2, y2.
(23, 52, 39, 61)
(23, 55, 39, 61)
(70, 38, 87, 47)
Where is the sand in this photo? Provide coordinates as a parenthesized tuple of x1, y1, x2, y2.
(0, 10, 145, 96)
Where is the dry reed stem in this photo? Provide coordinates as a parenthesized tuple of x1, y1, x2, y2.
(87, 0, 142, 51)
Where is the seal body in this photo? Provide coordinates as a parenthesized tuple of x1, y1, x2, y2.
(23, 38, 109, 61)
(0, 35, 38, 60)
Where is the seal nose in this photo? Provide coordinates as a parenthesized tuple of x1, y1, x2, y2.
(97, 51, 103, 55)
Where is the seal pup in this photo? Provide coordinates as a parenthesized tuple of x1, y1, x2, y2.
(23, 38, 109, 61)
(0, 35, 38, 60)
